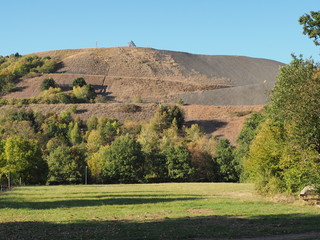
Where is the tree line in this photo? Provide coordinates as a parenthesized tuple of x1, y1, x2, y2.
(0, 105, 239, 185)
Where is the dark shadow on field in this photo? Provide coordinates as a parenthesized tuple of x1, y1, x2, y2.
(185, 120, 228, 134)
(0, 194, 199, 210)
(75, 109, 88, 114)
(10, 86, 28, 92)
(57, 84, 72, 91)
(1, 214, 320, 240)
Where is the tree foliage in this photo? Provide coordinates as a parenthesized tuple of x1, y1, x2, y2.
(244, 56, 320, 194)
(234, 112, 265, 181)
(215, 139, 238, 182)
(71, 77, 87, 87)
(163, 144, 194, 181)
(0, 105, 242, 185)
(40, 78, 56, 91)
(0, 54, 57, 93)
(73, 84, 96, 101)
(2, 137, 48, 184)
(102, 135, 144, 183)
(46, 145, 86, 184)
(299, 11, 320, 46)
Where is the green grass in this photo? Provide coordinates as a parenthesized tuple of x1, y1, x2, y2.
(0, 183, 319, 239)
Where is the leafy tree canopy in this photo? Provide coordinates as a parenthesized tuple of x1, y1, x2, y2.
(299, 11, 320, 45)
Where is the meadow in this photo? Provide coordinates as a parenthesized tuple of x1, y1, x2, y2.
(0, 183, 319, 240)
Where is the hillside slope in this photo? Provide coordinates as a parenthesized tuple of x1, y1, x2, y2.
(5, 47, 284, 105)
(0, 103, 263, 145)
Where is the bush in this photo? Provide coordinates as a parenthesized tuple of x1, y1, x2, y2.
(95, 95, 110, 103)
(119, 104, 141, 113)
(177, 98, 184, 105)
(38, 88, 71, 104)
(150, 105, 185, 132)
(71, 77, 87, 87)
(40, 78, 56, 91)
(73, 85, 96, 101)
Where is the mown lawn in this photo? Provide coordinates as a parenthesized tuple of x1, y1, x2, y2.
(0, 183, 319, 239)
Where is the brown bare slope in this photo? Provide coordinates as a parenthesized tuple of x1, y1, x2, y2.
(5, 47, 283, 104)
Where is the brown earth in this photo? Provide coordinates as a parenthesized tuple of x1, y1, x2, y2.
(2, 47, 280, 143)
(5, 47, 283, 105)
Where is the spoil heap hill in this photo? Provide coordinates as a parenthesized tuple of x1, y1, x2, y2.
(6, 47, 284, 105)
(2, 47, 284, 143)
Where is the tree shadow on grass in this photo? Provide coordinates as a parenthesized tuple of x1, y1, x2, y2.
(1, 214, 320, 240)
(0, 194, 200, 210)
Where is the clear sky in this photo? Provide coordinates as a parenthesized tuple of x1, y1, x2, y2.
(1, 0, 319, 63)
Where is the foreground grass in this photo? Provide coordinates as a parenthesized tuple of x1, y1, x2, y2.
(0, 183, 319, 239)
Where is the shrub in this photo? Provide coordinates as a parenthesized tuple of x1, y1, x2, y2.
(177, 98, 184, 105)
(73, 85, 96, 101)
(119, 104, 141, 113)
(150, 105, 185, 131)
(95, 95, 110, 103)
(40, 78, 56, 91)
(71, 77, 87, 87)
(38, 88, 71, 104)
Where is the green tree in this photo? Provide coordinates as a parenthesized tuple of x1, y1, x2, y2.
(87, 116, 98, 131)
(244, 120, 285, 193)
(268, 57, 320, 153)
(299, 11, 320, 46)
(0, 139, 6, 181)
(87, 145, 107, 183)
(46, 145, 86, 184)
(86, 129, 104, 153)
(163, 144, 194, 181)
(69, 122, 82, 145)
(234, 112, 265, 181)
(138, 124, 166, 182)
(73, 85, 96, 101)
(150, 105, 185, 132)
(71, 77, 87, 87)
(244, 56, 320, 194)
(2, 137, 48, 184)
(40, 78, 56, 91)
(98, 119, 121, 144)
(102, 135, 144, 183)
(214, 138, 238, 182)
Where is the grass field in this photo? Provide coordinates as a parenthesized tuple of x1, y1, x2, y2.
(0, 183, 319, 240)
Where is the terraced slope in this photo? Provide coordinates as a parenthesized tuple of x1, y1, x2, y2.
(5, 47, 284, 105)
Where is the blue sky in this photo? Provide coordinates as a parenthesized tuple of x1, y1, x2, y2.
(1, 0, 319, 63)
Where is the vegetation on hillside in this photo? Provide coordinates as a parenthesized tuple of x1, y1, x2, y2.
(0, 54, 57, 93)
(0, 105, 239, 185)
(0, 76, 97, 105)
